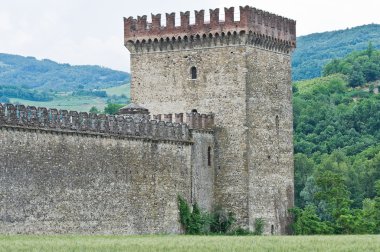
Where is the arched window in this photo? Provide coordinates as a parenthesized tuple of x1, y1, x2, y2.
(208, 146, 212, 166)
(191, 66, 197, 80)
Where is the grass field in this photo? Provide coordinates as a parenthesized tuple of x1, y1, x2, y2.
(0, 235, 379, 252)
(102, 83, 130, 97)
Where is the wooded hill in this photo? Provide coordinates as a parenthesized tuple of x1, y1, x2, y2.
(0, 53, 129, 92)
(292, 24, 380, 81)
(292, 45, 380, 234)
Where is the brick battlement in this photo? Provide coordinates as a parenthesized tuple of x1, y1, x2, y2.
(124, 6, 296, 53)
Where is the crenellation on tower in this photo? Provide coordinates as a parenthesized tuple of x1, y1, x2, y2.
(224, 7, 234, 25)
(166, 12, 176, 29)
(124, 5, 296, 54)
(194, 10, 204, 27)
(209, 8, 219, 26)
(151, 14, 161, 30)
(180, 11, 190, 29)
(137, 15, 147, 31)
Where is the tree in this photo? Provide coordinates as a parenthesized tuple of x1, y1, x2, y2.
(374, 180, 380, 233)
(315, 170, 352, 221)
(289, 205, 333, 235)
(294, 154, 315, 207)
(367, 42, 374, 58)
(104, 103, 124, 115)
(0, 96, 9, 103)
(348, 62, 365, 87)
(89, 106, 100, 114)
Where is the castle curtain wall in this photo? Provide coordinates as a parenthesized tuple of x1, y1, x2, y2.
(0, 127, 192, 234)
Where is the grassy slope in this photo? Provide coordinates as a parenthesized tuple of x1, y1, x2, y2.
(0, 235, 379, 252)
(102, 83, 130, 97)
(8, 83, 130, 112)
(9, 96, 107, 112)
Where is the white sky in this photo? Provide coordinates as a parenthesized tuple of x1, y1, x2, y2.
(0, 0, 379, 72)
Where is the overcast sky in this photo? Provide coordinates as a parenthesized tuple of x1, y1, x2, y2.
(1, 0, 379, 72)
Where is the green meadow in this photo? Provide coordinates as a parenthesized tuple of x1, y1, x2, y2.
(9, 95, 108, 112)
(0, 235, 379, 252)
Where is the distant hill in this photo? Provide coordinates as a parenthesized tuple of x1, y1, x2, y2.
(293, 24, 380, 81)
(0, 53, 130, 92)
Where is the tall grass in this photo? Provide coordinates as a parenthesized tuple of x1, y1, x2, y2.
(0, 235, 379, 252)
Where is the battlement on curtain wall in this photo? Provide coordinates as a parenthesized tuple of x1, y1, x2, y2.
(124, 6, 296, 53)
(0, 103, 214, 143)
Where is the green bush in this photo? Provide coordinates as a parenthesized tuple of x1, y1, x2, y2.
(253, 218, 265, 235)
(104, 103, 125, 115)
(228, 227, 251, 236)
(289, 206, 334, 235)
(177, 196, 235, 235)
(209, 206, 235, 234)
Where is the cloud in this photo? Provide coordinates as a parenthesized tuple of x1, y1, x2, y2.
(0, 12, 12, 32)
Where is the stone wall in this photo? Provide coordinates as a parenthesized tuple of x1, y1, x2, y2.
(130, 45, 251, 227)
(0, 102, 216, 234)
(128, 24, 295, 234)
(190, 130, 215, 211)
(0, 126, 192, 234)
(245, 48, 294, 234)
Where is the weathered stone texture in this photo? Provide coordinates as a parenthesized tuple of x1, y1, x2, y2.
(246, 48, 294, 234)
(129, 24, 295, 233)
(131, 46, 251, 226)
(0, 127, 192, 234)
(190, 130, 215, 211)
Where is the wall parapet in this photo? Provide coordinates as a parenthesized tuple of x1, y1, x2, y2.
(0, 103, 190, 142)
(153, 112, 214, 130)
(124, 6, 296, 53)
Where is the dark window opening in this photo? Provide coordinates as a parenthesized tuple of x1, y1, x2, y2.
(208, 146, 212, 166)
(191, 66, 197, 79)
(275, 115, 279, 134)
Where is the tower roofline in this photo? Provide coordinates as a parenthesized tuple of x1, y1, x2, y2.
(124, 6, 296, 47)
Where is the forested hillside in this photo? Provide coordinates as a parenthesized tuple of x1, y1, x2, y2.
(293, 24, 380, 81)
(0, 53, 130, 111)
(292, 46, 380, 234)
(0, 53, 129, 92)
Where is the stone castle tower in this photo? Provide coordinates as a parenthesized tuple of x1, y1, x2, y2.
(124, 6, 296, 233)
(0, 5, 295, 235)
